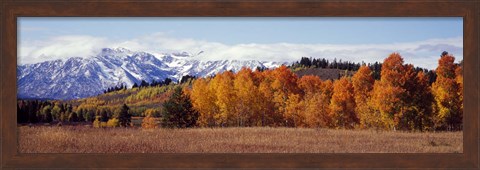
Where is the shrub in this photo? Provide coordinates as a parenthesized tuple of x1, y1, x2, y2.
(93, 117, 101, 128)
(107, 118, 120, 127)
(142, 116, 159, 129)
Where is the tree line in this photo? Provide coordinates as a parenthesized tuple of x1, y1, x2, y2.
(17, 100, 133, 127)
(103, 75, 196, 94)
(291, 56, 438, 84)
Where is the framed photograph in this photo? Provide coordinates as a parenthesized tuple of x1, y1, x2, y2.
(1, 0, 479, 169)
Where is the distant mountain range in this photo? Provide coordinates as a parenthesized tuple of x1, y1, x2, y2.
(17, 48, 286, 100)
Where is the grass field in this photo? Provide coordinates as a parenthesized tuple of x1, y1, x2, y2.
(18, 126, 462, 153)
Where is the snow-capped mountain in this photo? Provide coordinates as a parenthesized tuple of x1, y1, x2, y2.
(17, 48, 286, 100)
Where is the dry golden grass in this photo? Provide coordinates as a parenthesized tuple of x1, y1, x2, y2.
(18, 126, 462, 153)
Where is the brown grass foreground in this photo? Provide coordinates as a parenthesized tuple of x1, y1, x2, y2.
(18, 126, 462, 153)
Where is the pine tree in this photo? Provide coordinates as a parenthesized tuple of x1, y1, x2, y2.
(28, 100, 38, 123)
(132, 83, 139, 88)
(42, 105, 53, 123)
(115, 104, 131, 127)
(140, 80, 149, 87)
(100, 109, 109, 122)
(162, 87, 199, 128)
(78, 109, 86, 122)
(68, 112, 78, 122)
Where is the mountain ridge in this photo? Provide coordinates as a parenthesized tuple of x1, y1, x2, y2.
(17, 47, 286, 100)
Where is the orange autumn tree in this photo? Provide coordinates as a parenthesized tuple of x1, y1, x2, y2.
(256, 69, 282, 126)
(397, 64, 434, 131)
(329, 76, 357, 129)
(270, 65, 300, 126)
(412, 71, 435, 131)
(432, 53, 462, 130)
(368, 80, 390, 129)
(320, 80, 334, 127)
(455, 63, 463, 114)
(284, 93, 306, 127)
(298, 75, 323, 95)
(371, 53, 407, 130)
(351, 65, 374, 128)
(297, 75, 331, 128)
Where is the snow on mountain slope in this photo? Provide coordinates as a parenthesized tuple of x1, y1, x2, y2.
(17, 47, 286, 100)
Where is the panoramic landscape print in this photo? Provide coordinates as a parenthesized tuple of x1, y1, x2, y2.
(17, 17, 463, 153)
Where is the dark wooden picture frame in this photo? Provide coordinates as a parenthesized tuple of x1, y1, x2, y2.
(1, 0, 479, 169)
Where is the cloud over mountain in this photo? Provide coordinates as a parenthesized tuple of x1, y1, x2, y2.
(19, 33, 463, 69)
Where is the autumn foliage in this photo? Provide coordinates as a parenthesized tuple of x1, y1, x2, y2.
(17, 53, 463, 132)
(189, 53, 462, 131)
(431, 54, 463, 130)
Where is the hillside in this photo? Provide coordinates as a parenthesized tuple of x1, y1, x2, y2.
(293, 68, 356, 80)
(67, 82, 192, 117)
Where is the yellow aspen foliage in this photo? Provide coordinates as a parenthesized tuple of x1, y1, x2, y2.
(351, 66, 374, 128)
(234, 67, 258, 127)
(329, 77, 357, 129)
(432, 54, 462, 130)
(455, 66, 463, 111)
(141, 108, 160, 129)
(371, 53, 408, 130)
(210, 71, 236, 127)
(107, 118, 120, 127)
(256, 70, 279, 126)
(366, 81, 387, 129)
(284, 93, 306, 127)
(191, 78, 218, 127)
(142, 116, 159, 129)
(297, 75, 331, 128)
(298, 75, 323, 95)
(93, 116, 102, 128)
(143, 108, 159, 117)
(304, 93, 331, 128)
(319, 80, 334, 127)
(270, 65, 300, 124)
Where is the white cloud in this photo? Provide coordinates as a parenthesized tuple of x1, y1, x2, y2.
(19, 35, 109, 64)
(18, 33, 463, 70)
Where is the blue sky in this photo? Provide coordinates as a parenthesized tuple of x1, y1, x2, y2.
(18, 17, 463, 69)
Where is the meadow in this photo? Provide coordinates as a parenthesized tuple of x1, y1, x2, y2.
(19, 126, 462, 153)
